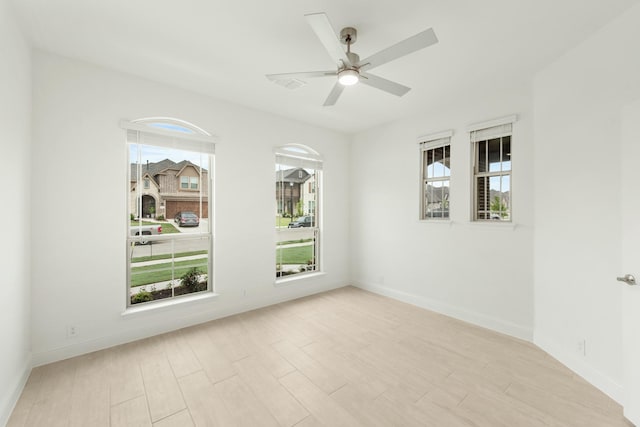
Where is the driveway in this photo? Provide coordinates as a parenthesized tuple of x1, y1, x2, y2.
(173, 218, 209, 234)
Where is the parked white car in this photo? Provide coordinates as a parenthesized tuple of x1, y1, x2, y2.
(130, 224, 162, 244)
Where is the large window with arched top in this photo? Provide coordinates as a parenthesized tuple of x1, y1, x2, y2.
(275, 144, 322, 280)
(122, 118, 215, 307)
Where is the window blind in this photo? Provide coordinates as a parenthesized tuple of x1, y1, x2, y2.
(470, 123, 512, 142)
(468, 115, 517, 142)
(275, 154, 323, 171)
(122, 121, 216, 154)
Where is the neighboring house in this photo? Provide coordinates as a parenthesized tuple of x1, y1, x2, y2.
(301, 173, 317, 215)
(130, 159, 209, 219)
(276, 167, 312, 216)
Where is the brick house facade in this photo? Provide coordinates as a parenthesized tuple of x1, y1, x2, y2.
(131, 159, 209, 219)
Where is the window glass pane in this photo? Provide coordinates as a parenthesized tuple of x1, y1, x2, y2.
(425, 150, 434, 179)
(440, 180, 450, 218)
(180, 176, 189, 188)
(424, 180, 449, 219)
(502, 136, 512, 171)
(488, 138, 502, 172)
(488, 175, 510, 220)
(443, 146, 451, 177)
(432, 147, 444, 178)
(129, 235, 210, 305)
(476, 176, 489, 219)
(425, 182, 434, 218)
(190, 176, 198, 189)
(477, 141, 487, 173)
(423, 144, 451, 220)
(276, 228, 318, 278)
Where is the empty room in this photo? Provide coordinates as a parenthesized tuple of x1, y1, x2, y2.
(2, 0, 640, 426)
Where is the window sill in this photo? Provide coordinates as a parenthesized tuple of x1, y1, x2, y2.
(122, 291, 219, 317)
(274, 271, 326, 287)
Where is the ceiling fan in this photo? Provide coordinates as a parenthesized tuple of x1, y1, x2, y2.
(266, 13, 438, 106)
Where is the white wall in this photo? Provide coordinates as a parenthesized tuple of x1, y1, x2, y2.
(350, 84, 535, 340)
(0, 0, 32, 424)
(533, 3, 640, 402)
(30, 51, 351, 365)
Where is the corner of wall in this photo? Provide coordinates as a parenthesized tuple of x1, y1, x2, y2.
(534, 332, 623, 404)
(0, 353, 32, 426)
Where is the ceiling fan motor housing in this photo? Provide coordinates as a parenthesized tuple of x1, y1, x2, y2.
(340, 27, 357, 45)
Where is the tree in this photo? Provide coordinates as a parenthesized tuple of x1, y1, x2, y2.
(490, 195, 508, 217)
(296, 199, 304, 217)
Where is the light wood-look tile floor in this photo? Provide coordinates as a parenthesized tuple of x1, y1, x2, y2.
(7, 286, 632, 426)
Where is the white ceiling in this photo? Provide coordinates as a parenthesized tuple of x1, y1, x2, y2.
(12, 0, 638, 134)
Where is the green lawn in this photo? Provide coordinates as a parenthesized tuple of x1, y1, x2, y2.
(276, 244, 314, 265)
(276, 217, 292, 227)
(131, 257, 208, 287)
(130, 220, 180, 234)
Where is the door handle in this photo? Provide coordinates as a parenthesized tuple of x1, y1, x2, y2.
(617, 274, 637, 286)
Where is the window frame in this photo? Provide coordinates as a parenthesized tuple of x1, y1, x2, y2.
(468, 115, 516, 222)
(418, 130, 453, 221)
(121, 118, 216, 309)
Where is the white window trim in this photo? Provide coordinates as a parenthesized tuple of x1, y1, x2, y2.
(419, 130, 453, 221)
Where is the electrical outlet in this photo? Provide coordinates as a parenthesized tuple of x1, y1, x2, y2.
(577, 339, 586, 356)
(67, 325, 78, 338)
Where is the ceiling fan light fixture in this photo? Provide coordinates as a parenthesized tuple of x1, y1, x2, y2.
(338, 68, 359, 86)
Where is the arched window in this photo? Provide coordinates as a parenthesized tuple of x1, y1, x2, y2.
(121, 117, 215, 307)
(275, 144, 322, 280)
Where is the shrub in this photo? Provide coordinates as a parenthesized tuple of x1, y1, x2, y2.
(181, 267, 204, 291)
(157, 215, 165, 221)
(130, 213, 135, 221)
(131, 291, 153, 304)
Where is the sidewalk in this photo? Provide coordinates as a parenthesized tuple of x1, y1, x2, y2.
(132, 254, 207, 267)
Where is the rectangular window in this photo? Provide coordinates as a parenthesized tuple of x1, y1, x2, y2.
(190, 176, 198, 190)
(420, 133, 452, 220)
(144, 178, 150, 189)
(471, 119, 513, 221)
(275, 149, 321, 280)
(126, 126, 214, 307)
(180, 176, 189, 189)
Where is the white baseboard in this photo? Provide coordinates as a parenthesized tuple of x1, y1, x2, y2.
(32, 282, 346, 367)
(0, 354, 32, 427)
(534, 332, 624, 405)
(353, 281, 533, 341)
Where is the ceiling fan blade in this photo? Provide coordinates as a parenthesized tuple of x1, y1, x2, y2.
(359, 28, 438, 71)
(266, 71, 336, 81)
(305, 13, 352, 67)
(360, 72, 411, 97)
(323, 82, 345, 106)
